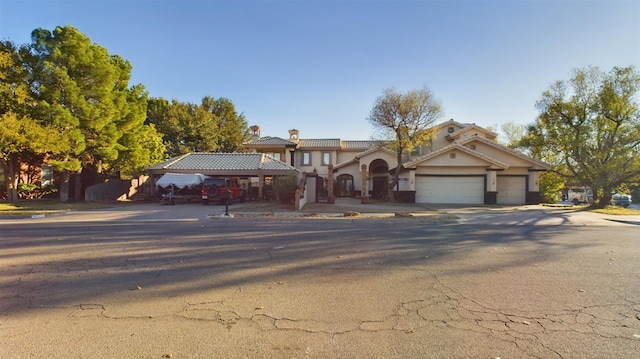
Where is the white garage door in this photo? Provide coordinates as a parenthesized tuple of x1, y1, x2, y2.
(497, 176, 526, 204)
(415, 176, 484, 204)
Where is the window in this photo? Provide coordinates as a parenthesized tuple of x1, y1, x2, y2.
(272, 152, 281, 161)
(302, 152, 311, 165)
(322, 152, 331, 165)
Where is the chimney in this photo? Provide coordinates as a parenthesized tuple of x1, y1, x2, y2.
(250, 125, 261, 141)
(288, 129, 299, 143)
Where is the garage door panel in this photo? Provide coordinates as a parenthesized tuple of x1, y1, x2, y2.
(497, 176, 526, 204)
(416, 176, 484, 204)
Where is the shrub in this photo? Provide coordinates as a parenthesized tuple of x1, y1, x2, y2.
(17, 183, 58, 199)
(272, 175, 299, 204)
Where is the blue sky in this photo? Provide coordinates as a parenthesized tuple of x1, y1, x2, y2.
(1, 0, 639, 140)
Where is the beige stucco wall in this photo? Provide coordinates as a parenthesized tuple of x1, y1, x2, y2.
(296, 150, 338, 177)
(335, 162, 363, 192)
(358, 151, 397, 170)
(428, 123, 463, 151)
(416, 150, 494, 168)
(336, 151, 360, 164)
(415, 166, 489, 175)
(467, 142, 533, 167)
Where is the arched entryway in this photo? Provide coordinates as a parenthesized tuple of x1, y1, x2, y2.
(369, 159, 389, 199)
(335, 174, 354, 197)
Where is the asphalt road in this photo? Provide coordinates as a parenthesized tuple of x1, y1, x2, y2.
(1, 204, 639, 358)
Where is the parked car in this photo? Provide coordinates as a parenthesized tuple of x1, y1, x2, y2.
(201, 178, 245, 205)
(611, 193, 632, 208)
(568, 186, 593, 205)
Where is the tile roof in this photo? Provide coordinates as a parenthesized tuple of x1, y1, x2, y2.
(340, 140, 376, 150)
(297, 138, 341, 149)
(243, 136, 297, 146)
(147, 153, 299, 173)
(242, 136, 378, 151)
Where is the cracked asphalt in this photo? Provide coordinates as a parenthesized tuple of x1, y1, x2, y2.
(1, 203, 639, 358)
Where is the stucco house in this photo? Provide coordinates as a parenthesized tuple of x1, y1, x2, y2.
(243, 120, 550, 205)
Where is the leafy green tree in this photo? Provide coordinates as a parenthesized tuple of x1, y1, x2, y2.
(201, 96, 250, 152)
(147, 96, 249, 157)
(27, 26, 151, 201)
(522, 66, 640, 207)
(368, 86, 443, 202)
(1, 40, 63, 202)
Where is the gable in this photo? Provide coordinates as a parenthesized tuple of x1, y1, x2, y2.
(460, 137, 550, 170)
(335, 147, 397, 170)
(431, 121, 465, 150)
(404, 144, 507, 169)
(466, 142, 532, 167)
(447, 125, 497, 141)
(415, 148, 500, 167)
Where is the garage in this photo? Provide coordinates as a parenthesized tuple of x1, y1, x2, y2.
(415, 176, 485, 204)
(497, 176, 527, 204)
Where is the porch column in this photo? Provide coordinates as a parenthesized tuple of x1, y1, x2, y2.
(258, 174, 264, 200)
(360, 164, 368, 204)
(327, 164, 335, 204)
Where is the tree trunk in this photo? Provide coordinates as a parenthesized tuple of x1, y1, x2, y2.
(5, 154, 19, 203)
(593, 193, 613, 209)
(388, 152, 403, 202)
(74, 172, 82, 200)
(59, 171, 70, 202)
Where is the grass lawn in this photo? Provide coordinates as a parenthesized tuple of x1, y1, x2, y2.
(542, 203, 640, 215)
(0, 199, 116, 215)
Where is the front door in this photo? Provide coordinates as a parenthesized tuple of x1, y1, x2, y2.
(336, 174, 354, 197)
(372, 177, 388, 199)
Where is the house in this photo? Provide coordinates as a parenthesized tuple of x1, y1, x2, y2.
(242, 120, 550, 205)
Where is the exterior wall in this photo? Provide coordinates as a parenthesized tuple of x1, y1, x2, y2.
(295, 149, 338, 177)
(451, 127, 495, 142)
(416, 166, 488, 175)
(358, 151, 397, 170)
(335, 162, 363, 192)
(500, 167, 530, 175)
(467, 142, 533, 167)
(429, 123, 463, 150)
(416, 150, 493, 168)
(336, 150, 360, 164)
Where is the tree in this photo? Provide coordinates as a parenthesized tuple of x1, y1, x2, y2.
(147, 96, 249, 157)
(27, 26, 151, 201)
(201, 96, 250, 153)
(368, 87, 443, 202)
(523, 66, 640, 207)
(0, 40, 63, 202)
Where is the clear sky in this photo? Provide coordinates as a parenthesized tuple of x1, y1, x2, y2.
(1, 0, 639, 140)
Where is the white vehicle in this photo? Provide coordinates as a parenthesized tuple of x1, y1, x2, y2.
(568, 186, 593, 205)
